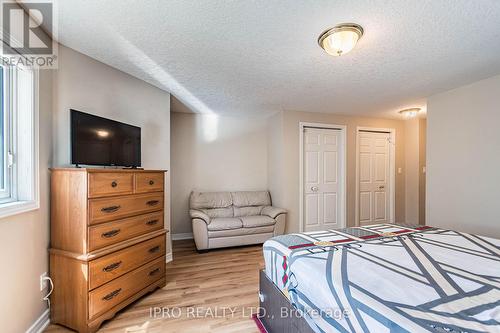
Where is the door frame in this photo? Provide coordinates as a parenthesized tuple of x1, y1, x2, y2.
(299, 122, 347, 232)
(355, 126, 396, 226)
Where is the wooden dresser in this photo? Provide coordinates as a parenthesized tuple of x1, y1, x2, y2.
(49, 168, 168, 333)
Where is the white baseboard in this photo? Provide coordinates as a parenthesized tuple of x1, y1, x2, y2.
(165, 252, 173, 263)
(172, 232, 193, 240)
(27, 309, 50, 333)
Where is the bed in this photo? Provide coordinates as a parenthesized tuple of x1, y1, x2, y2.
(260, 224, 500, 333)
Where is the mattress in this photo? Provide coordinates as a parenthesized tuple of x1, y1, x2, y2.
(263, 224, 500, 333)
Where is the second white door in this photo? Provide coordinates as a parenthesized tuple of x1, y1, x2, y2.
(358, 131, 392, 225)
(303, 127, 345, 231)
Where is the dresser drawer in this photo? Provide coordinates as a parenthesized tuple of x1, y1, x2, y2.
(89, 256, 165, 319)
(88, 211, 164, 251)
(88, 172, 134, 198)
(135, 172, 164, 193)
(88, 193, 164, 225)
(89, 235, 165, 289)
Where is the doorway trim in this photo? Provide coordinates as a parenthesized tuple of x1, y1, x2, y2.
(355, 126, 396, 226)
(299, 122, 347, 232)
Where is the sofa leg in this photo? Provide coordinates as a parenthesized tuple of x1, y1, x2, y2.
(197, 249, 209, 254)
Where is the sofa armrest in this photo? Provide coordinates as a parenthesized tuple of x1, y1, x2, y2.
(261, 206, 287, 219)
(189, 209, 211, 224)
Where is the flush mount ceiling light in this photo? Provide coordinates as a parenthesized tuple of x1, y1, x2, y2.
(318, 23, 364, 56)
(398, 108, 421, 119)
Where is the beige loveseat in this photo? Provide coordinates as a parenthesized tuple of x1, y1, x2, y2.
(189, 191, 286, 251)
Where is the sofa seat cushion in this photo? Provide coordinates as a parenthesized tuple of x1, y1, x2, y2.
(234, 206, 264, 217)
(240, 215, 276, 228)
(208, 225, 274, 238)
(208, 217, 243, 231)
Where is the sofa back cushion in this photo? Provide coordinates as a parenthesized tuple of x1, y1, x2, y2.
(231, 191, 271, 217)
(190, 191, 272, 218)
(190, 191, 233, 209)
(202, 207, 234, 219)
(190, 191, 234, 218)
(231, 191, 271, 207)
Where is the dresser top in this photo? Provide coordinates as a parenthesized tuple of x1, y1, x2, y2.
(50, 168, 167, 173)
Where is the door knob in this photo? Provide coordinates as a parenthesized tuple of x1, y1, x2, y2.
(311, 186, 319, 192)
(378, 185, 385, 190)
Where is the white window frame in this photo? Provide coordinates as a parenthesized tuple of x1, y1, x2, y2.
(0, 67, 13, 200)
(0, 63, 39, 219)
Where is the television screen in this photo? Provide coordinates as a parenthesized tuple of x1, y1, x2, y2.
(71, 110, 141, 167)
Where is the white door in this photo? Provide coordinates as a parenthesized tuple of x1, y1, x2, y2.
(303, 128, 345, 231)
(358, 131, 392, 225)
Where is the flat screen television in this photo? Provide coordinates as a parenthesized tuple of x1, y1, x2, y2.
(71, 110, 141, 167)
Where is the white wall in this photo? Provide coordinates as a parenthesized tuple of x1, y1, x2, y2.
(53, 45, 172, 254)
(267, 112, 286, 209)
(419, 119, 427, 225)
(405, 118, 421, 224)
(0, 70, 53, 332)
(171, 112, 268, 235)
(427, 74, 500, 238)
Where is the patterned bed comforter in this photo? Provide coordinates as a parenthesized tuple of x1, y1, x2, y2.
(263, 224, 500, 333)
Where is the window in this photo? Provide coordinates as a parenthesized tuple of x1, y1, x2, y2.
(0, 64, 39, 218)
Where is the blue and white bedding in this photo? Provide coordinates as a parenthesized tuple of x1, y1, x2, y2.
(263, 224, 500, 333)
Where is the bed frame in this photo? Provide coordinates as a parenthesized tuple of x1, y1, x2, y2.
(258, 270, 315, 333)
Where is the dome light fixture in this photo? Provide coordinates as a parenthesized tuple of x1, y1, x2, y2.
(398, 108, 421, 119)
(318, 23, 364, 56)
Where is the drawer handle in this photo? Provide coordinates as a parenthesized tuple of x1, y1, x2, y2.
(101, 229, 121, 238)
(146, 219, 159, 226)
(111, 181, 118, 188)
(149, 246, 161, 254)
(103, 261, 122, 272)
(101, 205, 121, 213)
(149, 180, 155, 185)
(146, 200, 160, 206)
(149, 268, 161, 276)
(102, 288, 122, 301)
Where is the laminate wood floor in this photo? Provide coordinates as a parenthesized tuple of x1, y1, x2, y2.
(45, 240, 264, 333)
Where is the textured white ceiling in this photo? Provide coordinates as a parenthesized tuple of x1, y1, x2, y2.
(54, 0, 500, 118)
